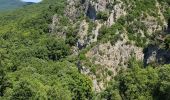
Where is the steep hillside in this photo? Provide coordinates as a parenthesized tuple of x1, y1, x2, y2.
(0, 0, 92, 99)
(54, 0, 170, 92)
(0, 0, 170, 99)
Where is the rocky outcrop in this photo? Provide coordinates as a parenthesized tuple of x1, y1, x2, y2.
(86, 41, 143, 72)
(91, 22, 102, 42)
(85, 40, 144, 91)
(51, 0, 170, 92)
(107, 0, 126, 26)
(49, 14, 67, 38)
(65, 0, 84, 22)
(77, 20, 89, 50)
(142, 15, 163, 35)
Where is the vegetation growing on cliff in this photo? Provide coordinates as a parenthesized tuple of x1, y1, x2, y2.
(99, 59, 170, 100)
(0, 0, 170, 100)
(0, 0, 93, 99)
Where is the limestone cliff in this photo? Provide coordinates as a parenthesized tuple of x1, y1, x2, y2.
(50, 0, 170, 92)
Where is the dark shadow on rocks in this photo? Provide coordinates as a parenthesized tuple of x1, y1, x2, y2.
(143, 44, 170, 67)
(164, 18, 170, 33)
(81, 0, 86, 4)
(86, 3, 96, 20)
(167, 18, 170, 32)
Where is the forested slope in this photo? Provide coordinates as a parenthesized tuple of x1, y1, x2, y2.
(0, 0, 170, 100)
(0, 0, 92, 99)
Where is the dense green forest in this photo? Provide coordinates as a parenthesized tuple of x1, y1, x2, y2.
(0, 0, 92, 99)
(0, 0, 170, 100)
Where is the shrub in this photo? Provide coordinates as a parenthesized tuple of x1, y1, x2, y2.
(96, 11, 109, 21)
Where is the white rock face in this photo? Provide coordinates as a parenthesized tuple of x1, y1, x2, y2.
(62, 0, 168, 92)
(85, 40, 144, 91)
(50, 14, 59, 33)
(107, 0, 126, 26)
(156, 1, 167, 28)
(77, 20, 89, 48)
(92, 21, 102, 42)
(65, 0, 79, 21)
(142, 16, 162, 35)
(86, 41, 144, 70)
(95, 0, 108, 12)
(50, 14, 66, 38)
(147, 51, 157, 64)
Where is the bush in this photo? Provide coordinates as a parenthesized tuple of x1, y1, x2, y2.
(45, 37, 71, 60)
(98, 25, 109, 40)
(96, 11, 109, 21)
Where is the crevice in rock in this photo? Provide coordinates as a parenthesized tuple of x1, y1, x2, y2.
(81, 0, 86, 4)
(167, 18, 170, 32)
(143, 44, 170, 67)
(164, 18, 170, 33)
(86, 3, 96, 20)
